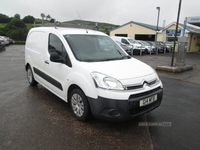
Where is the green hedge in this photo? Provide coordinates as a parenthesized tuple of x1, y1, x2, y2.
(15, 41, 26, 45)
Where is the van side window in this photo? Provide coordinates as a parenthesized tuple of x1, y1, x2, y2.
(49, 34, 65, 55)
(121, 39, 129, 44)
(48, 34, 72, 67)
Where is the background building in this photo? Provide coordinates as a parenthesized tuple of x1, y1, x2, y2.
(110, 21, 162, 41)
(187, 16, 200, 27)
(157, 22, 200, 52)
(110, 20, 200, 52)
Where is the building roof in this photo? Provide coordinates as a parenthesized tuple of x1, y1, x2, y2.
(160, 21, 200, 34)
(110, 21, 162, 32)
(180, 23, 200, 34)
(187, 16, 200, 27)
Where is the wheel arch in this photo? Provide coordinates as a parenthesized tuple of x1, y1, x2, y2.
(67, 84, 82, 101)
(25, 63, 31, 71)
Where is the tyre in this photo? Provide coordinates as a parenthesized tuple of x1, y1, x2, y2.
(27, 66, 38, 86)
(70, 89, 91, 121)
(145, 49, 149, 54)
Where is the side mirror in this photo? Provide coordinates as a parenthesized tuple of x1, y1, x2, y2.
(50, 52, 64, 63)
(121, 43, 126, 46)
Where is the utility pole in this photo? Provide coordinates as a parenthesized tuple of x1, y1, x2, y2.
(171, 0, 182, 66)
(155, 7, 160, 41)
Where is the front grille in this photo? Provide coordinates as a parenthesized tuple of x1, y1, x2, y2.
(129, 87, 161, 99)
(125, 79, 158, 90)
(126, 84, 143, 90)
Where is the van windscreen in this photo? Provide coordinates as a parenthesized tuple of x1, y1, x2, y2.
(64, 35, 129, 62)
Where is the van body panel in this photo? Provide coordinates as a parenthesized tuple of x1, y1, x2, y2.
(81, 58, 153, 80)
(64, 68, 98, 99)
(25, 30, 48, 84)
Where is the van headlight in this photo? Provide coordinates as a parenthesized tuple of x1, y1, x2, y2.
(152, 69, 163, 88)
(91, 72, 124, 90)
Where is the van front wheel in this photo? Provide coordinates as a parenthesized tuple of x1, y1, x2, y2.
(70, 89, 91, 121)
(27, 66, 38, 86)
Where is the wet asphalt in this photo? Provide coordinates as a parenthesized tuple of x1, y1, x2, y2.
(0, 45, 200, 150)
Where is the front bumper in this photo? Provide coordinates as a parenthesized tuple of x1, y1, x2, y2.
(158, 48, 165, 53)
(149, 48, 156, 53)
(132, 49, 144, 55)
(87, 87, 163, 122)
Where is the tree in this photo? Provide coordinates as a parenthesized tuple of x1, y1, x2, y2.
(0, 28, 6, 35)
(41, 13, 45, 25)
(4, 18, 27, 41)
(41, 13, 45, 20)
(46, 14, 51, 21)
(14, 13, 20, 19)
(23, 15, 35, 23)
(0, 13, 11, 23)
(5, 18, 26, 29)
(50, 18, 55, 23)
(7, 28, 28, 41)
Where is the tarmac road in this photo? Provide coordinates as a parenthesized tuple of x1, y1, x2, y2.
(0, 45, 153, 150)
(147, 77, 200, 150)
(134, 52, 200, 150)
(0, 45, 200, 150)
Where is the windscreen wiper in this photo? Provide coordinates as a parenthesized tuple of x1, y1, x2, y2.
(119, 55, 131, 59)
(80, 58, 118, 62)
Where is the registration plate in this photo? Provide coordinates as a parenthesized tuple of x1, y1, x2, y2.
(139, 95, 157, 107)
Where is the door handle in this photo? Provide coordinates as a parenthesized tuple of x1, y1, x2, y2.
(45, 60, 49, 64)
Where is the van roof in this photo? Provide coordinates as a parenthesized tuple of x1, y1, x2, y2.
(29, 27, 107, 36)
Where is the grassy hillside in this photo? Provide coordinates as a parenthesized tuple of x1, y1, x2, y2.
(0, 19, 119, 40)
(35, 18, 51, 24)
(62, 19, 119, 34)
(63, 19, 118, 27)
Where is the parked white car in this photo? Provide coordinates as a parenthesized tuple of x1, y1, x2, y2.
(25, 27, 163, 122)
(0, 37, 5, 47)
(0, 36, 9, 45)
(111, 37, 144, 55)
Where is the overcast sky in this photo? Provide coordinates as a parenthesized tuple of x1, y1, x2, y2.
(1, 0, 199, 27)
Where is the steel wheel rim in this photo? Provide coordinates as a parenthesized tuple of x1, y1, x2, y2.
(27, 69, 33, 83)
(71, 93, 84, 117)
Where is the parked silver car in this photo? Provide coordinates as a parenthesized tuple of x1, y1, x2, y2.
(115, 41, 133, 55)
(157, 41, 172, 53)
(137, 40, 156, 54)
(147, 41, 165, 53)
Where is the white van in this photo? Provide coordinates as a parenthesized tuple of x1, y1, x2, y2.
(25, 27, 163, 122)
(111, 36, 145, 55)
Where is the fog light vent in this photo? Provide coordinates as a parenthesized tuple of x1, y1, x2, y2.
(109, 109, 121, 117)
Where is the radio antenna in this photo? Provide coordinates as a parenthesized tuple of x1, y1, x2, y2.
(76, 10, 82, 20)
(76, 10, 88, 33)
(54, 19, 57, 29)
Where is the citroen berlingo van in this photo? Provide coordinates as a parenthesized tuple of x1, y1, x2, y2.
(25, 27, 163, 122)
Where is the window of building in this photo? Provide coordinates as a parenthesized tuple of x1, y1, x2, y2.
(166, 29, 181, 42)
